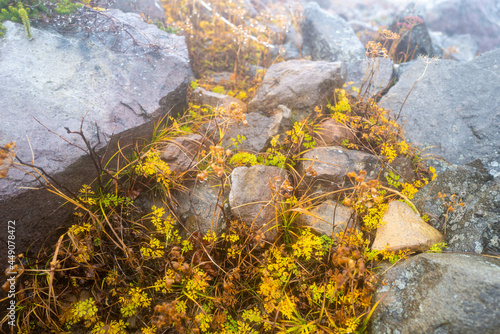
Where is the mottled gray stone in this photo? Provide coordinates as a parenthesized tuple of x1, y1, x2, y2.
(345, 57, 395, 98)
(417, 0, 500, 53)
(429, 31, 478, 62)
(415, 160, 500, 255)
(221, 106, 293, 153)
(0, 11, 190, 278)
(160, 134, 206, 173)
(380, 49, 500, 178)
(175, 180, 229, 236)
(229, 165, 288, 240)
(295, 200, 355, 237)
(298, 146, 381, 199)
(301, 2, 366, 63)
(247, 59, 346, 117)
(371, 253, 500, 334)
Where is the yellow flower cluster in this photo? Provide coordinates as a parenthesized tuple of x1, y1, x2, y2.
(91, 320, 128, 334)
(140, 237, 164, 258)
(67, 298, 98, 328)
(135, 150, 171, 188)
(183, 268, 209, 300)
(292, 229, 325, 261)
(119, 287, 152, 318)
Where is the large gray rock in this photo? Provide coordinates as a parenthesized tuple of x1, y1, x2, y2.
(247, 60, 346, 117)
(371, 253, 500, 334)
(96, 0, 166, 20)
(0, 11, 190, 274)
(429, 31, 478, 62)
(295, 200, 355, 238)
(301, 2, 366, 63)
(229, 165, 288, 240)
(417, 0, 500, 53)
(221, 106, 293, 153)
(415, 160, 499, 255)
(298, 146, 381, 199)
(380, 49, 500, 178)
(175, 180, 229, 236)
(345, 57, 395, 98)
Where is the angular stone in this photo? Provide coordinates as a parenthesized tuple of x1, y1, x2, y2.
(372, 201, 444, 252)
(97, 0, 166, 20)
(296, 200, 355, 238)
(429, 31, 478, 62)
(160, 134, 206, 173)
(0, 11, 190, 270)
(417, 0, 500, 53)
(380, 49, 500, 178)
(229, 165, 288, 240)
(302, 2, 366, 63)
(298, 146, 381, 199)
(192, 87, 246, 112)
(175, 180, 229, 236)
(345, 57, 395, 98)
(247, 60, 346, 117)
(222, 106, 293, 153)
(313, 119, 356, 146)
(414, 160, 499, 255)
(371, 253, 500, 334)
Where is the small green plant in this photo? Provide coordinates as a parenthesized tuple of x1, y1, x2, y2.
(427, 242, 447, 253)
(54, 0, 82, 15)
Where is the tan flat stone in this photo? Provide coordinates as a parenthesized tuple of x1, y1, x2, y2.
(372, 201, 444, 252)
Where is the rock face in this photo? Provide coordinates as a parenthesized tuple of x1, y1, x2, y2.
(298, 146, 381, 199)
(296, 200, 355, 238)
(380, 49, 500, 178)
(418, 0, 500, 53)
(429, 31, 478, 62)
(174, 180, 229, 236)
(415, 160, 500, 255)
(96, 0, 166, 20)
(229, 165, 288, 239)
(0, 11, 190, 266)
(160, 134, 206, 173)
(192, 87, 247, 112)
(371, 253, 500, 334)
(345, 57, 395, 98)
(221, 107, 293, 153)
(301, 2, 366, 63)
(247, 60, 346, 117)
(372, 201, 444, 252)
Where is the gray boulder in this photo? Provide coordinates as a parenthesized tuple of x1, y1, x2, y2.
(345, 57, 395, 98)
(247, 59, 346, 117)
(295, 200, 355, 238)
(371, 253, 500, 334)
(175, 180, 229, 236)
(415, 160, 499, 255)
(301, 2, 366, 63)
(417, 0, 500, 53)
(0, 11, 190, 271)
(380, 49, 500, 178)
(297, 146, 381, 199)
(229, 165, 288, 240)
(429, 31, 478, 62)
(221, 106, 293, 153)
(96, 0, 166, 20)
